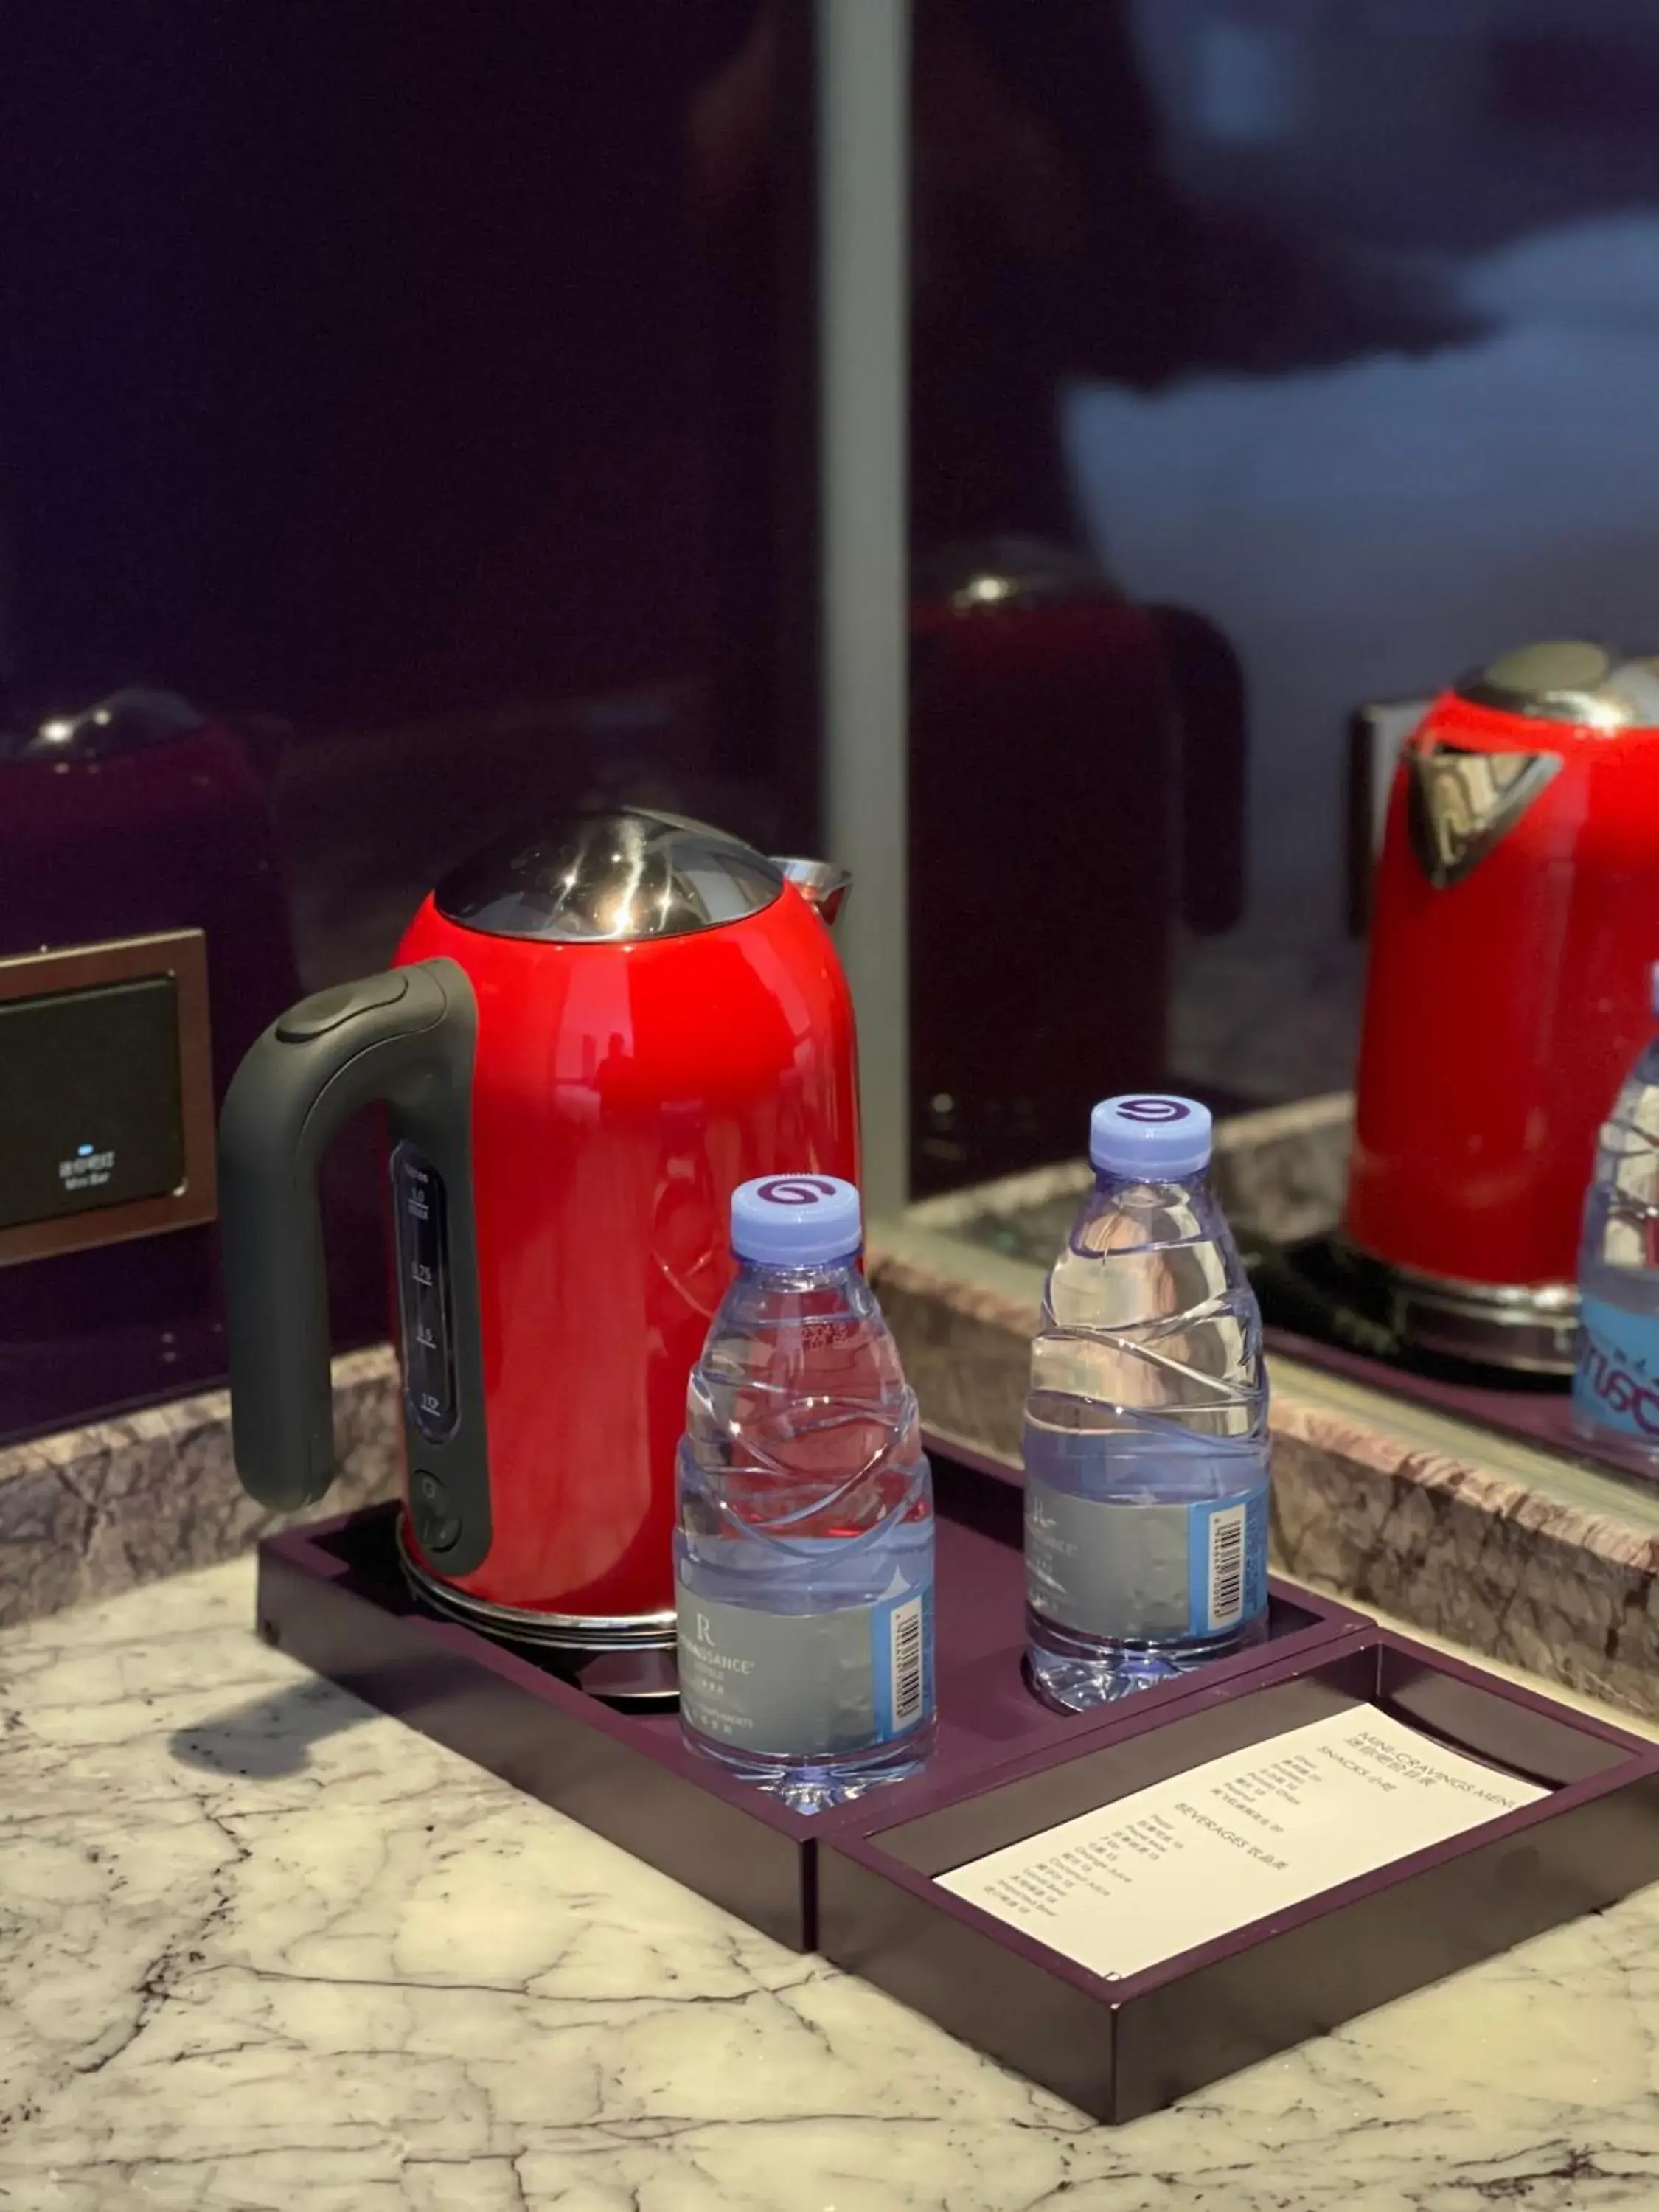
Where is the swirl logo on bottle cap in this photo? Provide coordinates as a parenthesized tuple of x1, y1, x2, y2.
(1089, 1093, 1212, 1176)
(731, 1172, 863, 1264)
(755, 1175, 839, 1206)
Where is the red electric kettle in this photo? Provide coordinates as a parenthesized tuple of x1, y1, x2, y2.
(219, 809, 858, 1648)
(1346, 640, 1659, 1371)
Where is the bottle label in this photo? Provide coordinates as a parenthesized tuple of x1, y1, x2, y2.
(1025, 1477, 1269, 1642)
(1574, 1292, 1659, 1441)
(675, 1575, 934, 1760)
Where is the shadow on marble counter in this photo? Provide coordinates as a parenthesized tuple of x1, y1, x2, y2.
(0, 1346, 400, 1630)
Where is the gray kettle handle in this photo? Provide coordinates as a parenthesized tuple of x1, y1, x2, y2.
(217, 956, 492, 1573)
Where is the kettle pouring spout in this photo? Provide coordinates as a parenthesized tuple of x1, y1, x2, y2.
(773, 857, 852, 929)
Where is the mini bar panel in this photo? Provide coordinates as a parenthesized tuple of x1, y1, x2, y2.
(0, 930, 215, 1265)
(0, 977, 182, 1228)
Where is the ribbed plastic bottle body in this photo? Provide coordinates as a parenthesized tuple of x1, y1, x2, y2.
(675, 1256, 935, 1810)
(1023, 1168, 1270, 1710)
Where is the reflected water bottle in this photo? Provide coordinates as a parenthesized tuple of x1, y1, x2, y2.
(1023, 1095, 1270, 1711)
(1574, 965, 1659, 1455)
(675, 1174, 936, 1811)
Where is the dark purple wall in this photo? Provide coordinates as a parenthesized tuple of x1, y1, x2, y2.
(0, 2, 793, 1441)
(15, 4, 1652, 1438)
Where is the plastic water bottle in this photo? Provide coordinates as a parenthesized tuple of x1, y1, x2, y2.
(1023, 1095, 1270, 1711)
(675, 1174, 936, 1810)
(1574, 968, 1659, 1454)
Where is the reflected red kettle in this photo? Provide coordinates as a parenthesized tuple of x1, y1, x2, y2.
(219, 810, 858, 1649)
(1347, 641, 1659, 1371)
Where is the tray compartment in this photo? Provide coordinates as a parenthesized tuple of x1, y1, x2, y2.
(817, 1630, 1659, 2121)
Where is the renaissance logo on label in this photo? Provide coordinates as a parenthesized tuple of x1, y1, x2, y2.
(687, 1611, 756, 1675)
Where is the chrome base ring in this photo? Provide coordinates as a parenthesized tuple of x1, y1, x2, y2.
(1335, 1239, 1579, 1375)
(396, 1518, 678, 1655)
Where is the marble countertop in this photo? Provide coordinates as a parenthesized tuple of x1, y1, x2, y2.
(7, 1568, 1659, 2209)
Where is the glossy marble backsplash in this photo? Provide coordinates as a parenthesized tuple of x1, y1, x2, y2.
(0, 1348, 399, 1630)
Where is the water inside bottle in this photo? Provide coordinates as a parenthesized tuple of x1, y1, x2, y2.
(675, 1260, 936, 1812)
(1024, 1172, 1270, 1711)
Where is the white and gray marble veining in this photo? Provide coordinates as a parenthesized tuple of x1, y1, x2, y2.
(0, 1347, 400, 1632)
(7, 1559, 1659, 2209)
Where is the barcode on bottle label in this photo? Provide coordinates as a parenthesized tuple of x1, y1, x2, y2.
(890, 1596, 925, 1729)
(1207, 1503, 1246, 1632)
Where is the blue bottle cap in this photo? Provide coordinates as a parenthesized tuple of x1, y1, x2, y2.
(1089, 1094, 1213, 1178)
(731, 1174, 863, 1266)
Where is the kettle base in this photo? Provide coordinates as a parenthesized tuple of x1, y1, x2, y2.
(397, 1517, 678, 1680)
(1329, 1239, 1578, 1376)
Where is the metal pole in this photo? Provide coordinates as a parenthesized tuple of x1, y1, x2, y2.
(816, 0, 911, 1216)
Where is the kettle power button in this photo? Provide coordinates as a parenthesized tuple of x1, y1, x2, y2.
(411, 1470, 462, 1554)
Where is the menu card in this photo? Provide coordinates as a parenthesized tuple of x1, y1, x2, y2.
(936, 1704, 1547, 1980)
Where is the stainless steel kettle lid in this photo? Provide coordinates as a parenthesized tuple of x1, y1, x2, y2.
(1457, 640, 1659, 732)
(433, 808, 786, 944)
